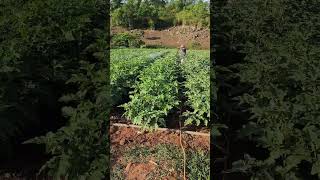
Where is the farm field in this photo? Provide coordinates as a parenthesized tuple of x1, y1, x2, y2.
(110, 48, 210, 179)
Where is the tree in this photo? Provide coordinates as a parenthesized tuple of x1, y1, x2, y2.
(176, 0, 209, 27)
(111, 0, 123, 10)
(110, 0, 209, 29)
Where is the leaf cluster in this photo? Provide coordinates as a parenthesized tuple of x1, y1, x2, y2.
(111, 49, 168, 105)
(218, 0, 320, 178)
(0, 0, 110, 178)
(182, 51, 210, 126)
(121, 53, 180, 130)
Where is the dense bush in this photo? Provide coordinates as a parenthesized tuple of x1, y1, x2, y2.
(110, 0, 160, 29)
(176, 1, 210, 27)
(111, 32, 145, 48)
(111, 0, 209, 29)
(187, 150, 210, 180)
(215, 0, 320, 179)
(0, 0, 109, 178)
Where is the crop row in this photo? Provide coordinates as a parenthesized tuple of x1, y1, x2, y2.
(111, 49, 169, 105)
(121, 52, 180, 129)
(182, 51, 210, 126)
(111, 49, 211, 129)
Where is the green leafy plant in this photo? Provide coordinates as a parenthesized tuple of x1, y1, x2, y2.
(0, 0, 111, 178)
(111, 49, 168, 105)
(219, 0, 320, 178)
(182, 51, 210, 126)
(121, 53, 180, 130)
(114, 49, 211, 129)
(176, 1, 210, 28)
(111, 32, 144, 48)
(187, 150, 210, 180)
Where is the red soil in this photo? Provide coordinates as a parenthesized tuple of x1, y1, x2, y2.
(110, 125, 210, 180)
(110, 125, 210, 151)
(111, 26, 210, 49)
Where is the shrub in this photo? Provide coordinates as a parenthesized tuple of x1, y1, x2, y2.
(176, 1, 210, 28)
(219, 0, 320, 178)
(187, 41, 202, 50)
(0, 0, 111, 178)
(111, 32, 144, 48)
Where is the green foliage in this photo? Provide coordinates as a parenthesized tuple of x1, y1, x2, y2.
(187, 41, 202, 50)
(121, 53, 180, 130)
(111, 0, 161, 29)
(111, 49, 168, 105)
(219, 0, 320, 178)
(26, 52, 109, 179)
(111, 32, 145, 48)
(117, 144, 209, 179)
(113, 49, 211, 129)
(187, 150, 210, 180)
(176, 1, 210, 27)
(111, 0, 209, 29)
(0, 0, 109, 178)
(182, 51, 210, 126)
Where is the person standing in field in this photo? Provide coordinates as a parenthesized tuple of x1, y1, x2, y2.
(177, 44, 187, 64)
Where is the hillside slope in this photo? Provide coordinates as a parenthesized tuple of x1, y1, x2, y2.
(111, 26, 210, 50)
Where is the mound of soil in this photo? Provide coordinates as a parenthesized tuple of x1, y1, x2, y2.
(111, 26, 210, 49)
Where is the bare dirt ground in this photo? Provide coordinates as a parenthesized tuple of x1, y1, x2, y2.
(111, 26, 210, 49)
(110, 125, 210, 179)
(110, 126, 210, 151)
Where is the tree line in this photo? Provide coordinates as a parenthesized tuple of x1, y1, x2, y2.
(111, 0, 210, 29)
